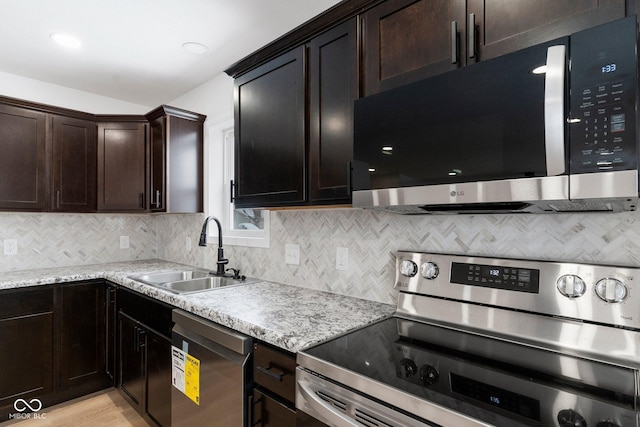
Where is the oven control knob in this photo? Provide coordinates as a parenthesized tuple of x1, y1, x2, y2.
(399, 359, 418, 378)
(420, 365, 439, 386)
(594, 278, 628, 303)
(421, 262, 439, 280)
(557, 409, 587, 427)
(399, 260, 418, 277)
(556, 275, 586, 298)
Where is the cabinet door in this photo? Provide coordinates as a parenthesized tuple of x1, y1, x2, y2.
(309, 19, 358, 204)
(119, 314, 144, 410)
(0, 287, 54, 416)
(59, 282, 107, 390)
(97, 122, 146, 211)
(363, 0, 466, 95)
(469, 0, 625, 63)
(234, 47, 306, 208)
(145, 329, 172, 427)
(252, 390, 296, 427)
(51, 115, 97, 212)
(0, 104, 47, 211)
(149, 116, 166, 212)
(105, 284, 117, 383)
(166, 115, 204, 213)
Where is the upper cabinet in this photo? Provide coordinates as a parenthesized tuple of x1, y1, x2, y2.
(0, 96, 205, 213)
(0, 103, 47, 211)
(50, 115, 97, 212)
(233, 18, 358, 208)
(363, 0, 626, 95)
(234, 48, 306, 208)
(146, 106, 206, 213)
(97, 120, 147, 212)
(362, 0, 466, 96)
(309, 19, 358, 205)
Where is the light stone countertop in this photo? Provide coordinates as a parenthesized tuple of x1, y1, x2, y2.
(0, 259, 396, 352)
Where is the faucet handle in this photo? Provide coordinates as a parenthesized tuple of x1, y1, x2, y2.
(226, 268, 241, 280)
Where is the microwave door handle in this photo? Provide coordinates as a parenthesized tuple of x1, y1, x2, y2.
(544, 45, 566, 176)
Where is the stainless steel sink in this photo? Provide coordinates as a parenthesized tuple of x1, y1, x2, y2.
(128, 269, 258, 294)
(162, 276, 256, 294)
(130, 270, 211, 286)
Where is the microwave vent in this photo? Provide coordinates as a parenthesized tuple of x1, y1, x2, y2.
(548, 202, 614, 212)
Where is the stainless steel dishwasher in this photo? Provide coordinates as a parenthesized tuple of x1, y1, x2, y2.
(171, 309, 252, 427)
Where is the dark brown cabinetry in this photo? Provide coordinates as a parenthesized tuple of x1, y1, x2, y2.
(309, 19, 359, 204)
(97, 121, 147, 211)
(234, 18, 358, 208)
(50, 115, 97, 212)
(234, 48, 306, 208)
(363, 0, 626, 95)
(118, 288, 173, 427)
(0, 282, 112, 420)
(146, 106, 206, 213)
(0, 103, 47, 211)
(59, 281, 106, 390)
(251, 342, 297, 426)
(0, 286, 55, 418)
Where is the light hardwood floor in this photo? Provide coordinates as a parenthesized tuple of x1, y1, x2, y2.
(1, 389, 150, 427)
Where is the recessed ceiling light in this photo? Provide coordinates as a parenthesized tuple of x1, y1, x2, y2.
(50, 33, 81, 49)
(182, 42, 209, 55)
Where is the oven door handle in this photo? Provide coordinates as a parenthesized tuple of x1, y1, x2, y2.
(544, 44, 566, 176)
(297, 380, 360, 427)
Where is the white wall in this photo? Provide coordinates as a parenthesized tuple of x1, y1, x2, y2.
(0, 70, 149, 114)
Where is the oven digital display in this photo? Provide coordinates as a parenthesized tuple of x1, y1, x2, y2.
(451, 262, 540, 293)
(451, 373, 541, 422)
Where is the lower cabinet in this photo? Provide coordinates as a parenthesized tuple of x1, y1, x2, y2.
(118, 288, 173, 427)
(251, 342, 297, 427)
(0, 281, 113, 421)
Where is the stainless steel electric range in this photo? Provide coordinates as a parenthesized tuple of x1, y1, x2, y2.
(296, 252, 640, 427)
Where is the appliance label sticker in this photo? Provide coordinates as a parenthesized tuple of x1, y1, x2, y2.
(171, 346, 200, 405)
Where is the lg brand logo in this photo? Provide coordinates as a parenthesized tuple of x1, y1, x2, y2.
(450, 190, 465, 197)
(14, 398, 43, 412)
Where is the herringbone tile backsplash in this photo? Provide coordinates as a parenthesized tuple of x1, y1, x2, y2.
(3, 209, 640, 305)
(157, 209, 640, 305)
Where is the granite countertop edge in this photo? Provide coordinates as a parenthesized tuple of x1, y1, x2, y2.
(0, 259, 396, 353)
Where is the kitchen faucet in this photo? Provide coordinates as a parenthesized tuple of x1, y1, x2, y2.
(198, 216, 229, 276)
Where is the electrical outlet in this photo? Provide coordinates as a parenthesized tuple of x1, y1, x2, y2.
(336, 247, 348, 271)
(285, 243, 300, 265)
(186, 237, 192, 252)
(120, 235, 130, 249)
(3, 239, 17, 256)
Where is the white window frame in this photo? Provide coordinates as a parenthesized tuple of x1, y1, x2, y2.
(207, 119, 270, 248)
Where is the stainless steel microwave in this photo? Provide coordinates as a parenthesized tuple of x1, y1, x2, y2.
(352, 16, 639, 214)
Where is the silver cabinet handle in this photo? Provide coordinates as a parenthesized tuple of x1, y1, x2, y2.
(155, 189, 161, 207)
(451, 21, 458, 64)
(468, 13, 476, 59)
(56, 190, 60, 209)
(544, 45, 567, 176)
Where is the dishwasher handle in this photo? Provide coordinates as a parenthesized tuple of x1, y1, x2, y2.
(172, 309, 252, 355)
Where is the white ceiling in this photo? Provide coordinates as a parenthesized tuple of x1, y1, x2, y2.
(0, 0, 341, 107)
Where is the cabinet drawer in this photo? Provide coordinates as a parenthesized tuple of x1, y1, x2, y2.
(0, 285, 54, 320)
(253, 343, 296, 403)
(253, 389, 296, 427)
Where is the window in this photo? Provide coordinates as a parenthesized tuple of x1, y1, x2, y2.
(207, 119, 270, 248)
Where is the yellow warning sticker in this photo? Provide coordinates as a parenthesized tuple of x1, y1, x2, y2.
(171, 346, 200, 405)
(185, 353, 200, 405)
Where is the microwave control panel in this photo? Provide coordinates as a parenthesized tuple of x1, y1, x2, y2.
(570, 17, 637, 174)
